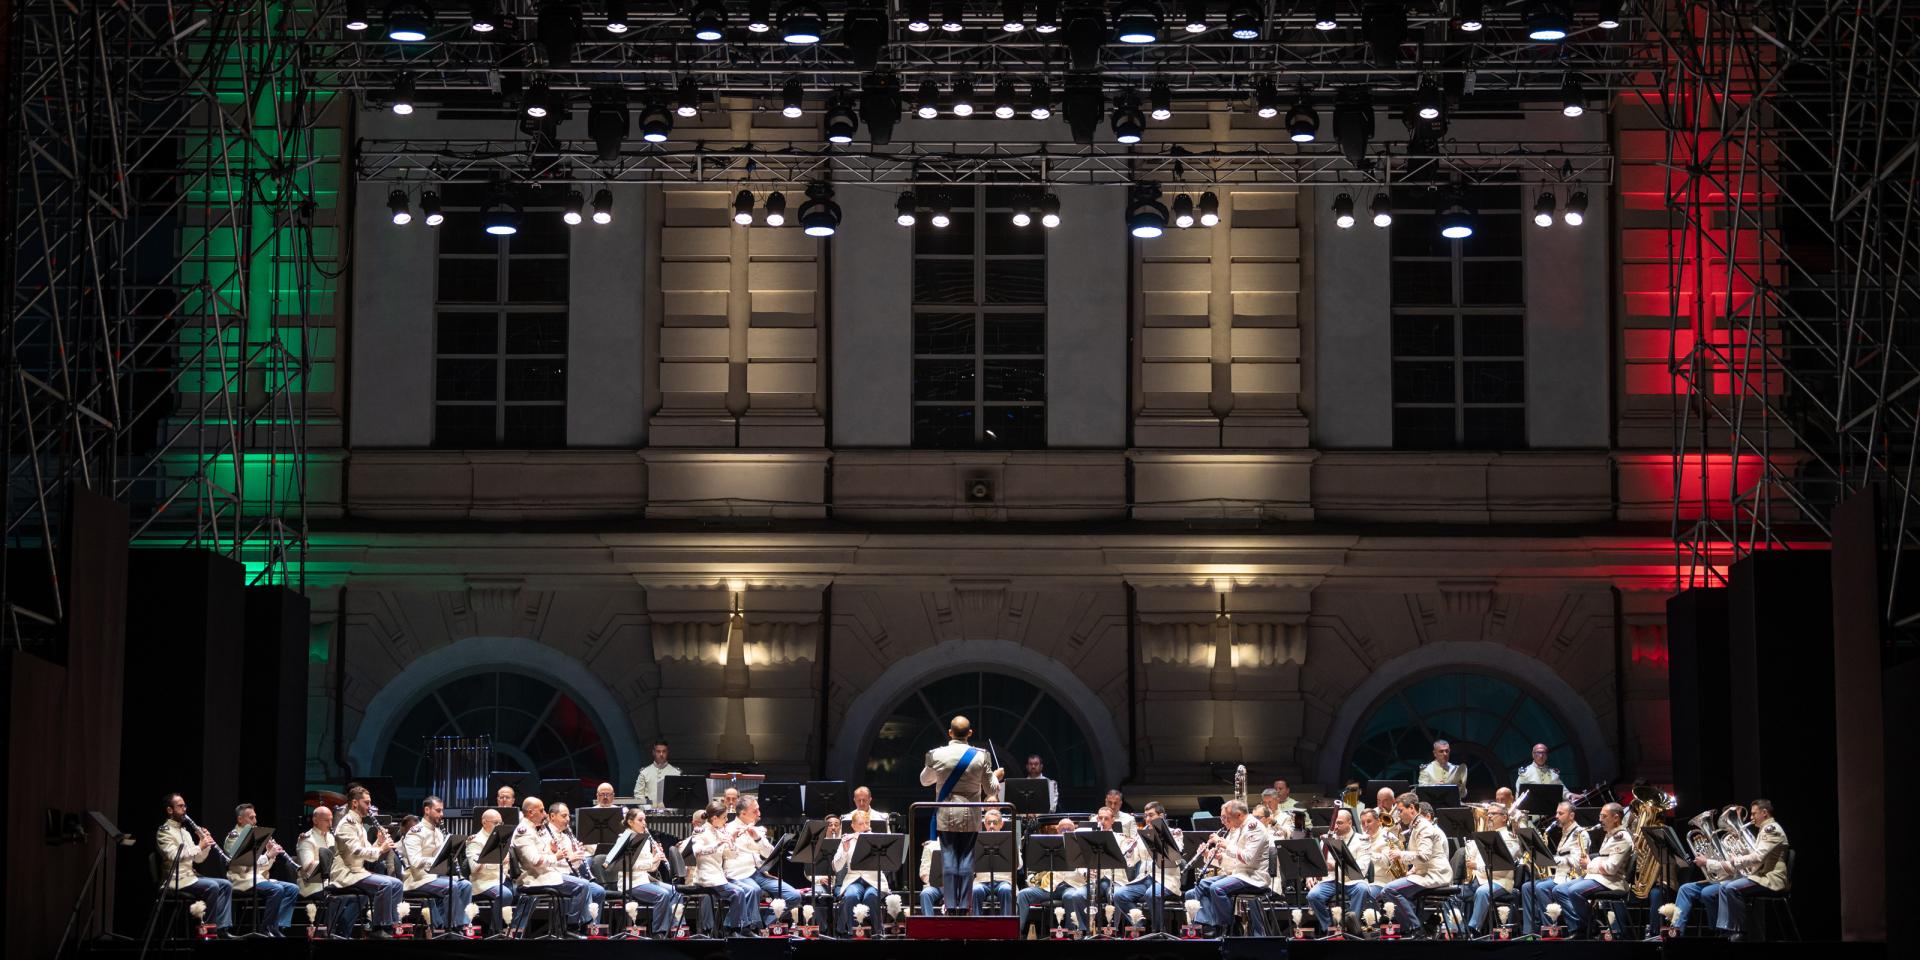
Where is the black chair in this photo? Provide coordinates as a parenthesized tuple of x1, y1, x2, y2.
(1739, 848, 1799, 942)
(1407, 848, 1464, 937)
(1580, 849, 1634, 938)
(515, 885, 576, 939)
(295, 848, 363, 939)
(1229, 887, 1285, 936)
(146, 852, 204, 942)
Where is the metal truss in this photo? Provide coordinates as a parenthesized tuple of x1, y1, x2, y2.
(1645, 0, 1920, 633)
(2, 1, 319, 650)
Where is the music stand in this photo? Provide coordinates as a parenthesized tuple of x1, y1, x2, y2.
(1435, 807, 1478, 840)
(1471, 830, 1518, 877)
(604, 831, 647, 938)
(847, 833, 906, 894)
(228, 826, 275, 938)
(1518, 790, 1562, 821)
(479, 805, 520, 829)
(1650, 825, 1689, 866)
(1363, 779, 1410, 802)
(662, 776, 709, 812)
(1574, 806, 1602, 827)
(1195, 795, 1226, 818)
(577, 808, 623, 850)
(475, 824, 513, 936)
(1002, 778, 1051, 815)
(758, 782, 803, 821)
(1415, 784, 1462, 809)
(1273, 837, 1326, 930)
(426, 831, 463, 939)
(1514, 825, 1554, 883)
(804, 781, 848, 818)
(1322, 833, 1362, 935)
(1063, 831, 1128, 935)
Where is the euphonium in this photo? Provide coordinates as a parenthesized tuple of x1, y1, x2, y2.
(1715, 805, 1756, 862)
(1685, 809, 1723, 862)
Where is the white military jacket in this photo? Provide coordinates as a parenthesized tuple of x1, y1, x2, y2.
(223, 825, 276, 891)
(687, 822, 732, 887)
(157, 820, 213, 889)
(606, 827, 666, 887)
(919, 738, 996, 832)
(332, 810, 385, 886)
(633, 761, 682, 807)
(1516, 763, 1564, 790)
(831, 830, 892, 894)
(465, 828, 508, 890)
(296, 826, 338, 897)
(1400, 817, 1454, 888)
(1418, 761, 1469, 793)
(1217, 818, 1273, 888)
(510, 820, 570, 887)
(401, 820, 452, 891)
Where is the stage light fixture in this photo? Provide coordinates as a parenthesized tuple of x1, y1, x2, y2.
(1172, 193, 1195, 228)
(749, 0, 774, 32)
(1114, 1, 1161, 43)
(606, 0, 630, 33)
(1111, 89, 1146, 143)
(388, 189, 412, 225)
(1226, 0, 1261, 39)
(1363, 3, 1406, 67)
(916, 80, 941, 119)
(537, 2, 583, 64)
(907, 0, 933, 31)
(390, 72, 416, 115)
(781, 1, 826, 43)
(1563, 191, 1587, 226)
(951, 79, 975, 117)
(1332, 193, 1355, 229)
(1438, 194, 1475, 239)
(1533, 191, 1556, 227)
(940, 0, 964, 32)
(1253, 78, 1280, 119)
(1182, 0, 1208, 32)
(983, 79, 1012, 119)
(783, 78, 806, 118)
(1370, 193, 1392, 227)
(825, 89, 860, 142)
(589, 87, 630, 160)
(639, 96, 674, 141)
(1039, 193, 1062, 228)
(592, 188, 614, 224)
(1198, 190, 1219, 226)
(1285, 90, 1318, 141)
(896, 192, 918, 226)
(468, 1, 498, 32)
(735, 190, 756, 224)
(690, 0, 727, 40)
(1149, 81, 1172, 121)
(676, 78, 702, 118)
(1035, 0, 1061, 32)
(843, 4, 889, 66)
(564, 190, 586, 225)
(1415, 78, 1443, 121)
(523, 77, 552, 118)
(1128, 183, 1169, 238)
(1313, 0, 1337, 30)
(1524, 0, 1570, 41)
(860, 72, 902, 144)
(1063, 5, 1108, 70)
(1002, 0, 1027, 31)
(421, 190, 445, 226)
(930, 194, 953, 228)
(385, 1, 430, 42)
(1561, 76, 1586, 117)
(1061, 78, 1104, 144)
(799, 182, 842, 237)
(345, 0, 371, 31)
(1598, 0, 1623, 29)
(1456, 0, 1483, 31)
(1333, 87, 1375, 169)
(1012, 196, 1034, 227)
(482, 197, 521, 236)
(1028, 80, 1053, 119)
(764, 191, 787, 226)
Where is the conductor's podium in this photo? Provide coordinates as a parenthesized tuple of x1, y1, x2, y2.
(905, 916, 1023, 939)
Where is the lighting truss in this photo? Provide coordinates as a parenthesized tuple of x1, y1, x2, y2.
(3, 2, 320, 648)
(1644, 1, 1920, 634)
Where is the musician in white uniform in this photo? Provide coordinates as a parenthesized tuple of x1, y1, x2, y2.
(633, 740, 681, 808)
(1516, 743, 1565, 793)
(831, 809, 890, 934)
(998, 754, 1060, 812)
(157, 793, 235, 937)
(1112, 802, 1185, 930)
(916, 837, 945, 915)
(971, 808, 1017, 915)
(547, 804, 606, 918)
(1374, 792, 1454, 933)
(689, 800, 755, 934)
(845, 785, 892, 829)
(399, 796, 473, 930)
(725, 796, 802, 928)
(294, 805, 360, 938)
(1417, 739, 1470, 798)
(510, 797, 593, 937)
(1104, 789, 1139, 839)
(918, 715, 1002, 913)
(1457, 803, 1523, 935)
(1305, 808, 1371, 933)
(223, 803, 297, 936)
(1182, 799, 1272, 937)
(334, 786, 402, 937)
(1015, 818, 1079, 932)
(1673, 799, 1791, 938)
(1520, 801, 1586, 934)
(1266, 780, 1313, 833)
(1554, 802, 1631, 937)
(609, 807, 684, 936)
(464, 809, 513, 933)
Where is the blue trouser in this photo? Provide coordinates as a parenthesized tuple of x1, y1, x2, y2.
(919, 885, 942, 915)
(244, 879, 299, 932)
(940, 829, 976, 914)
(301, 893, 364, 937)
(343, 874, 402, 927)
(1673, 880, 1719, 933)
(1112, 878, 1173, 930)
(1378, 877, 1434, 933)
(517, 876, 591, 930)
(972, 879, 1014, 916)
(1459, 879, 1513, 934)
(1555, 878, 1625, 937)
(1307, 879, 1369, 932)
(1714, 877, 1766, 934)
(624, 882, 682, 936)
(408, 877, 473, 929)
(1016, 884, 1053, 931)
(1521, 878, 1562, 933)
(704, 880, 757, 931)
(1186, 875, 1264, 935)
(836, 878, 882, 935)
(473, 883, 514, 932)
(743, 874, 803, 927)
(1644, 884, 1671, 936)
(173, 877, 234, 929)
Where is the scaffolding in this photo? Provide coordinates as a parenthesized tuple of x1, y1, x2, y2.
(1644, 1, 1920, 630)
(2, 1, 324, 650)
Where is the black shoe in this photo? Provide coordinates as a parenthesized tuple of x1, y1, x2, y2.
(368, 927, 393, 940)
(213, 929, 237, 940)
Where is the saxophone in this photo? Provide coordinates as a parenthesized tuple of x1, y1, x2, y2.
(1381, 823, 1409, 880)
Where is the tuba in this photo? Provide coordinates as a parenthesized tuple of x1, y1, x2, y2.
(1685, 809, 1724, 862)
(1715, 805, 1756, 862)
(1626, 784, 1675, 898)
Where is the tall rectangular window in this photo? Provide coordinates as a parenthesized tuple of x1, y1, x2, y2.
(1389, 186, 1526, 449)
(433, 184, 569, 448)
(912, 186, 1046, 448)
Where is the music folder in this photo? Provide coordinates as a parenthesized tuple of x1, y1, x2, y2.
(847, 832, 905, 874)
(1272, 838, 1326, 883)
(428, 832, 459, 877)
(973, 830, 1015, 874)
(1471, 830, 1518, 876)
(575, 807, 623, 849)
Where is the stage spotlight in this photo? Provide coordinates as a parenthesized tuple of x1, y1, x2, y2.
(916, 79, 940, 119)
(1183, 0, 1208, 32)
(1253, 77, 1280, 119)
(940, 0, 964, 31)
(1035, 0, 1061, 32)
(907, 0, 932, 32)
(1111, 89, 1145, 143)
(1563, 191, 1587, 226)
(861, 72, 902, 143)
(1285, 90, 1318, 142)
(592, 188, 614, 225)
(1313, 0, 1337, 30)
(1061, 78, 1104, 144)
(781, 1, 826, 43)
(799, 182, 842, 237)
(1011, 196, 1034, 227)
(1438, 193, 1475, 239)
(1198, 190, 1219, 226)
(1063, 5, 1107, 70)
(825, 89, 860, 142)
(783, 78, 806, 118)
(1039, 193, 1062, 228)
(995, 78, 1018, 119)
(1226, 0, 1261, 39)
(391, 72, 416, 115)
(1002, 0, 1027, 31)
(1415, 77, 1443, 121)
(764, 191, 787, 226)
(896, 192, 918, 226)
(606, 0, 629, 33)
(1456, 0, 1483, 32)
(1333, 87, 1375, 170)
(639, 96, 674, 141)
(1332, 193, 1355, 229)
(1363, 3, 1406, 67)
(345, 0, 371, 31)
(1370, 192, 1392, 227)
(1149, 81, 1172, 121)
(537, 2, 583, 64)
(523, 76, 552, 118)
(386, 1, 430, 42)
(1028, 80, 1053, 119)
(690, 0, 727, 40)
(1115, 1, 1161, 43)
(930, 194, 953, 228)
(1524, 0, 1571, 41)
(588, 87, 630, 161)
(1598, 0, 1623, 29)
(842, 4, 888, 66)
(676, 78, 702, 118)
(735, 190, 757, 225)
(467, 1, 498, 31)
(1172, 193, 1194, 228)
(1128, 183, 1169, 238)
(749, 0, 773, 32)
(951, 79, 975, 117)
(421, 190, 444, 226)
(482, 197, 521, 236)
(388, 189, 412, 225)
(1533, 191, 1556, 227)
(564, 190, 586, 225)
(1561, 76, 1586, 117)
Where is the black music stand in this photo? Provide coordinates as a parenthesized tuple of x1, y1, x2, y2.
(479, 805, 520, 829)
(1322, 834, 1362, 936)
(1415, 784, 1462, 809)
(758, 783, 803, 820)
(662, 776, 709, 812)
(1514, 825, 1554, 884)
(1195, 796, 1226, 818)
(1063, 831, 1127, 935)
(539, 779, 586, 812)
(474, 824, 514, 938)
(229, 826, 275, 938)
(1435, 807, 1478, 840)
(1273, 837, 1326, 931)
(1003, 778, 1051, 816)
(1518, 789, 1562, 821)
(847, 833, 905, 930)
(425, 831, 464, 939)
(576, 808, 623, 851)
(1468, 831, 1518, 940)
(804, 781, 848, 818)
(604, 830, 649, 938)
(1133, 821, 1182, 939)
(1019, 835, 1069, 935)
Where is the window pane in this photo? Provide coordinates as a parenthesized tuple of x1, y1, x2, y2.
(1463, 361, 1525, 403)
(985, 314, 1045, 355)
(914, 312, 976, 355)
(504, 405, 567, 447)
(913, 405, 975, 447)
(434, 405, 495, 448)
(984, 359, 1045, 401)
(913, 260, 975, 304)
(437, 258, 499, 303)
(438, 313, 497, 354)
(985, 216, 1045, 255)
(983, 187, 1033, 209)
(982, 406, 1046, 448)
(1463, 315, 1524, 356)
(1391, 213, 1450, 258)
(1393, 407, 1457, 450)
(436, 358, 497, 401)
(984, 260, 1045, 304)
(1463, 214, 1522, 258)
(505, 359, 567, 401)
(1461, 261, 1523, 306)
(1393, 360, 1456, 404)
(437, 214, 499, 255)
(915, 212, 975, 255)
(1392, 316, 1453, 357)
(509, 216, 571, 256)
(508, 261, 569, 303)
(506, 314, 568, 354)
(1464, 407, 1527, 449)
(1392, 261, 1452, 305)
(913, 359, 975, 402)
(1466, 185, 1522, 211)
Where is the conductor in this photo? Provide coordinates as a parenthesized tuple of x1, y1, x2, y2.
(918, 715, 1004, 915)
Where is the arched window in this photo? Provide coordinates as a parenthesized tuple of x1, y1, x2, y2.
(1346, 672, 1585, 794)
(377, 670, 612, 804)
(862, 671, 1095, 794)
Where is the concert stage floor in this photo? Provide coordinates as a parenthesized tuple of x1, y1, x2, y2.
(78, 938, 1888, 960)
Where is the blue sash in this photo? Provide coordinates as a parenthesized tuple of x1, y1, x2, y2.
(932, 746, 980, 838)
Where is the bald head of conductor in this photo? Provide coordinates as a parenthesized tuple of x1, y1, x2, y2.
(948, 716, 1006, 781)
